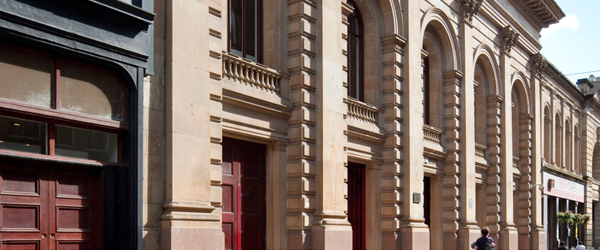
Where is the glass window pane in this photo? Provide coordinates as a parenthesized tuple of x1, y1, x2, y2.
(244, 0, 258, 61)
(0, 43, 53, 107)
(230, 0, 243, 56)
(55, 125, 118, 163)
(0, 116, 47, 154)
(59, 60, 125, 121)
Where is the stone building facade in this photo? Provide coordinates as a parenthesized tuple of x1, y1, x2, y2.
(141, 0, 600, 249)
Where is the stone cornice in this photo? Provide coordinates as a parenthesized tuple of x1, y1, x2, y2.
(508, 0, 564, 30)
(480, 0, 542, 54)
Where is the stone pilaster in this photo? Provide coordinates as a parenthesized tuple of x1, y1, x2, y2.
(517, 114, 534, 247)
(486, 95, 503, 237)
(442, 70, 463, 249)
(380, 34, 406, 250)
(312, 0, 352, 248)
(160, 1, 224, 249)
(529, 53, 546, 249)
(286, 0, 319, 248)
(584, 176, 595, 246)
(458, 11, 480, 250)
(499, 26, 518, 249)
(400, 0, 429, 248)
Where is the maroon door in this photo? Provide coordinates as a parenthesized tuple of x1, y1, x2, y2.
(348, 162, 365, 250)
(222, 138, 266, 250)
(0, 159, 102, 249)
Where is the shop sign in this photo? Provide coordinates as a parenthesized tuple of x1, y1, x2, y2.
(542, 172, 585, 202)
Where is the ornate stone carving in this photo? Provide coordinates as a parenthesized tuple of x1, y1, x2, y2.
(531, 53, 547, 79)
(461, 0, 483, 22)
(501, 26, 519, 54)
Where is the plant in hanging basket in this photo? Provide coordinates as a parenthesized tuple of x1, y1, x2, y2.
(579, 214, 591, 225)
(573, 213, 583, 225)
(557, 210, 574, 225)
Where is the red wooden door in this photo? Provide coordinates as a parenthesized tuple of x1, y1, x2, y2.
(0, 159, 101, 249)
(222, 138, 266, 250)
(348, 162, 365, 250)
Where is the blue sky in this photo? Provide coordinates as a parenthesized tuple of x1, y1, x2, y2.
(540, 0, 600, 83)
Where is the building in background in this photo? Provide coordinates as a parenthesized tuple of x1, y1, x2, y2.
(145, 0, 600, 249)
(0, 0, 153, 249)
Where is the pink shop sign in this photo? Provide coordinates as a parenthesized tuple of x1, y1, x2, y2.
(543, 172, 585, 202)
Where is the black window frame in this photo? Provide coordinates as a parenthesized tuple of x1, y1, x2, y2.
(347, 0, 364, 102)
(228, 0, 263, 63)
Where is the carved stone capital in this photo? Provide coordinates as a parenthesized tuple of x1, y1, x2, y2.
(461, 0, 483, 23)
(501, 26, 519, 54)
(531, 53, 547, 79)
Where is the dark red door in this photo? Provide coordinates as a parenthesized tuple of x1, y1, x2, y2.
(222, 138, 266, 250)
(348, 162, 365, 250)
(0, 159, 102, 249)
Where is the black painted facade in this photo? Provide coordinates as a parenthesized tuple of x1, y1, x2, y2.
(0, 0, 154, 248)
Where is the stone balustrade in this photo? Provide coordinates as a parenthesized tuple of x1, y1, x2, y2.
(423, 124, 443, 145)
(345, 98, 379, 124)
(222, 53, 282, 94)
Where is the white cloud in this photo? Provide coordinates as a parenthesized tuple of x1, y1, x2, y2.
(541, 14, 579, 38)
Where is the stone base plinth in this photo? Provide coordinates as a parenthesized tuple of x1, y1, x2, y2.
(499, 227, 518, 250)
(400, 225, 430, 250)
(459, 226, 481, 250)
(160, 227, 224, 250)
(530, 228, 547, 250)
(312, 226, 352, 250)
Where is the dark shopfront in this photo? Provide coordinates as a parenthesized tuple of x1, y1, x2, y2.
(543, 171, 587, 249)
(0, 0, 153, 248)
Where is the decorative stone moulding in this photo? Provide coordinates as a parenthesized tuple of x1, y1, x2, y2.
(344, 98, 380, 124)
(461, 0, 483, 23)
(531, 53, 547, 79)
(422, 124, 443, 145)
(501, 26, 519, 54)
(222, 53, 282, 94)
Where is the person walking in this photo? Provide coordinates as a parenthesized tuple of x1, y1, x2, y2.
(471, 227, 496, 250)
(575, 241, 586, 250)
(558, 241, 567, 250)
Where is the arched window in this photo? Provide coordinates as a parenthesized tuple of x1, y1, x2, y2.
(229, 0, 262, 62)
(473, 61, 486, 146)
(543, 106, 551, 162)
(423, 54, 430, 124)
(0, 41, 127, 164)
(347, 0, 364, 102)
(555, 113, 562, 167)
(574, 125, 580, 174)
(565, 120, 572, 171)
(511, 90, 520, 159)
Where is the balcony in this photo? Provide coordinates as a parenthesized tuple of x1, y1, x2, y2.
(222, 53, 282, 95)
(423, 124, 442, 144)
(423, 124, 445, 156)
(345, 98, 379, 124)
